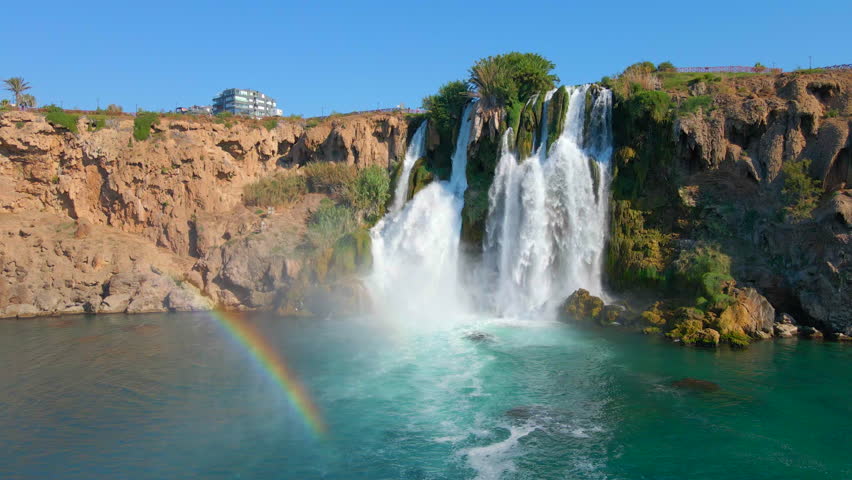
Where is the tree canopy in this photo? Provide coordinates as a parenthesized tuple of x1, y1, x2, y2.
(467, 52, 559, 108)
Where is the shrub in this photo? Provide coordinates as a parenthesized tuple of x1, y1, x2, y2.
(303, 161, 357, 196)
(781, 158, 822, 221)
(825, 109, 839, 118)
(43, 105, 79, 133)
(306, 199, 356, 249)
(106, 104, 123, 114)
(612, 62, 661, 97)
(656, 61, 676, 73)
(243, 173, 307, 207)
(263, 118, 278, 131)
(679, 95, 714, 114)
(672, 243, 735, 309)
(423, 80, 469, 140)
(344, 165, 390, 223)
(133, 111, 159, 141)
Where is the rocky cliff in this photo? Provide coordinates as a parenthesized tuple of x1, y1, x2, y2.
(0, 110, 412, 318)
(606, 70, 851, 336)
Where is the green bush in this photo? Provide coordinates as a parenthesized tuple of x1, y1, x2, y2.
(423, 80, 469, 143)
(243, 173, 307, 206)
(133, 111, 159, 141)
(43, 105, 79, 133)
(344, 165, 390, 223)
(306, 199, 356, 249)
(781, 158, 822, 221)
(679, 95, 714, 114)
(672, 243, 735, 308)
(303, 162, 357, 196)
(825, 109, 839, 118)
(656, 61, 676, 73)
(263, 118, 278, 131)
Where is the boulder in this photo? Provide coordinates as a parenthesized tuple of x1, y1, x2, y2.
(166, 287, 214, 312)
(716, 288, 775, 338)
(799, 325, 824, 339)
(600, 304, 627, 325)
(561, 289, 604, 322)
(99, 294, 131, 314)
(774, 322, 799, 338)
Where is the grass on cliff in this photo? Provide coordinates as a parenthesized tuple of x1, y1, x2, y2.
(243, 174, 307, 207)
(303, 162, 358, 196)
(43, 105, 79, 133)
(306, 198, 356, 250)
(133, 111, 159, 141)
(343, 165, 390, 225)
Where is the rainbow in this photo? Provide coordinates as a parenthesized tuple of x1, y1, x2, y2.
(209, 309, 327, 437)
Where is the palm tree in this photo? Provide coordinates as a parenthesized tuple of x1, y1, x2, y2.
(18, 94, 37, 108)
(4, 77, 32, 105)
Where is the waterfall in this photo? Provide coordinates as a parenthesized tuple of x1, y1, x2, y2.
(368, 103, 476, 321)
(484, 85, 613, 317)
(389, 121, 428, 213)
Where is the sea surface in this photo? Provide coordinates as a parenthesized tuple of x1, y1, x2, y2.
(1, 313, 849, 479)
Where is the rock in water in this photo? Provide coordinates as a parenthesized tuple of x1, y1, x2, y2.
(670, 378, 721, 393)
(464, 331, 496, 343)
(561, 289, 604, 322)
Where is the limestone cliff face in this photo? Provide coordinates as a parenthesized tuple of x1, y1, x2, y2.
(608, 70, 852, 333)
(0, 111, 411, 318)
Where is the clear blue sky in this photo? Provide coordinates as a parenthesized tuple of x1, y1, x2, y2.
(2, 0, 848, 117)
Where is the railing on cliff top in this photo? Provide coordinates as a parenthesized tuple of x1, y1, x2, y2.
(311, 107, 427, 121)
(675, 66, 783, 74)
(823, 64, 852, 70)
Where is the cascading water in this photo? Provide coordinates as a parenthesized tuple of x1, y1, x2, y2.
(388, 121, 428, 213)
(368, 103, 475, 322)
(484, 85, 613, 317)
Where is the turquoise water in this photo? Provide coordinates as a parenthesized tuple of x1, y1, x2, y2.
(1, 313, 849, 479)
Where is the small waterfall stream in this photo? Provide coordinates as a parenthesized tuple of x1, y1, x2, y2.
(388, 121, 428, 213)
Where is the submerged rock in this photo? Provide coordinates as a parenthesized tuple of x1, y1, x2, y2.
(464, 331, 497, 343)
(670, 378, 721, 393)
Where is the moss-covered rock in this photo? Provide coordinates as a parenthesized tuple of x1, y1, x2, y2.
(606, 201, 673, 290)
(545, 86, 569, 151)
(515, 93, 545, 159)
(406, 157, 434, 201)
(640, 302, 670, 327)
(600, 304, 627, 326)
(330, 229, 373, 277)
(561, 288, 604, 322)
(712, 287, 775, 340)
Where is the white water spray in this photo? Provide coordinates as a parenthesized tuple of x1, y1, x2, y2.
(389, 121, 428, 213)
(484, 85, 613, 317)
(368, 103, 476, 322)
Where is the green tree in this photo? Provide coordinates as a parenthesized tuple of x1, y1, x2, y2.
(467, 52, 559, 108)
(18, 94, 36, 108)
(423, 80, 469, 138)
(656, 61, 676, 73)
(781, 158, 822, 221)
(4, 77, 32, 105)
